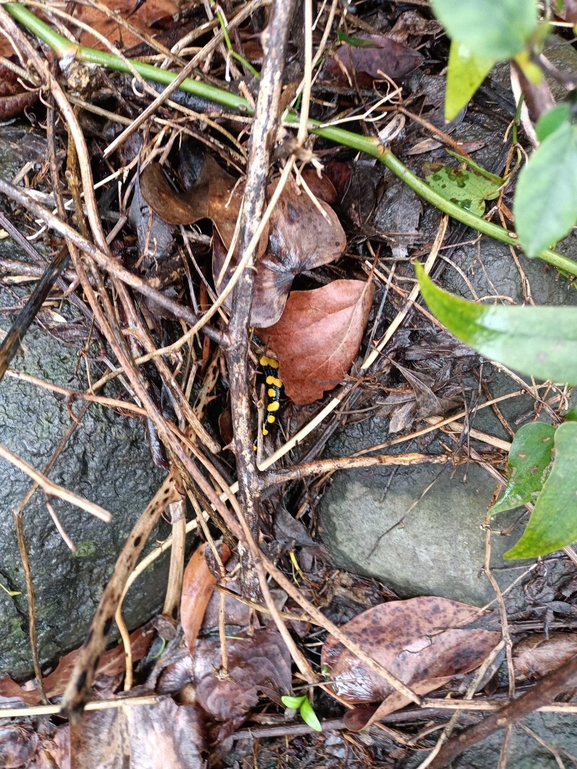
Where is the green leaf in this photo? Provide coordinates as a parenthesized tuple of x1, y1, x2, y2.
(416, 263, 577, 385)
(424, 164, 501, 217)
(281, 695, 306, 710)
(430, 0, 539, 61)
(535, 103, 571, 142)
(445, 150, 505, 186)
(489, 422, 555, 515)
(505, 422, 577, 558)
(299, 698, 323, 732)
(445, 41, 494, 121)
(514, 121, 577, 256)
(563, 407, 577, 421)
(336, 30, 374, 47)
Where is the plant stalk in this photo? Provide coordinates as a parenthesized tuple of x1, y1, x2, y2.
(6, 2, 577, 278)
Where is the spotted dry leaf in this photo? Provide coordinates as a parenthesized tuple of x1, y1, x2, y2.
(321, 596, 499, 720)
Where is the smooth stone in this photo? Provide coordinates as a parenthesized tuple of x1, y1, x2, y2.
(320, 460, 527, 607)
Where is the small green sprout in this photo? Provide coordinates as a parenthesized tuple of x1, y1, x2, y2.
(281, 695, 322, 732)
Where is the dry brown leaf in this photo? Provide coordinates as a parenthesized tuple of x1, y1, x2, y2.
(321, 597, 500, 721)
(300, 169, 338, 205)
(180, 543, 230, 655)
(0, 65, 38, 120)
(514, 633, 577, 680)
(0, 721, 68, 769)
(0, 625, 154, 707)
(141, 159, 345, 328)
(140, 157, 267, 257)
(248, 177, 346, 327)
(72, 0, 180, 50)
(193, 629, 292, 727)
(70, 693, 205, 769)
(260, 279, 374, 405)
(321, 34, 423, 88)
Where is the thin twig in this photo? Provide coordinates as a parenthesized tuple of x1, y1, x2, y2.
(0, 443, 112, 522)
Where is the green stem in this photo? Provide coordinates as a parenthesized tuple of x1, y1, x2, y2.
(6, 2, 577, 278)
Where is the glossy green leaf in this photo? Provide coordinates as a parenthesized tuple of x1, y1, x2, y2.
(445, 41, 494, 121)
(430, 0, 538, 61)
(424, 164, 501, 217)
(281, 695, 305, 710)
(535, 103, 571, 142)
(299, 698, 323, 732)
(514, 121, 577, 256)
(505, 422, 577, 558)
(445, 151, 504, 186)
(416, 263, 577, 385)
(489, 422, 555, 515)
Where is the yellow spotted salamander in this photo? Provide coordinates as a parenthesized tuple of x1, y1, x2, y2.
(259, 355, 282, 436)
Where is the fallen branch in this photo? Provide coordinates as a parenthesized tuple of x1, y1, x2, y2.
(428, 653, 577, 768)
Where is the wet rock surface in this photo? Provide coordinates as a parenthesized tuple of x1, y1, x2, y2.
(0, 298, 168, 677)
(0, 126, 168, 677)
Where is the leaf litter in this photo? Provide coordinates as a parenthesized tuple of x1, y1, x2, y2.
(3, 0, 576, 767)
(321, 596, 499, 727)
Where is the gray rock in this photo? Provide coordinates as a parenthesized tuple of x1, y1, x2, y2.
(407, 713, 577, 769)
(0, 307, 169, 679)
(321, 457, 530, 606)
(0, 125, 170, 678)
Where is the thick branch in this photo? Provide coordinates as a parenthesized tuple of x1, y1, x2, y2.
(429, 654, 577, 768)
(224, 0, 296, 596)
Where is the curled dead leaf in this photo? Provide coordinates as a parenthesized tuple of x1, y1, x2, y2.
(260, 279, 374, 405)
(180, 543, 231, 654)
(514, 633, 577, 680)
(141, 158, 346, 328)
(321, 34, 423, 88)
(249, 177, 346, 327)
(193, 628, 292, 727)
(70, 693, 205, 769)
(0, 65, 38, 120)
(321, 596, 499, 720)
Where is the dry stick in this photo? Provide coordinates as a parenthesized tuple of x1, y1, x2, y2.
(161, 498, 187, 623)
(219, 0, 317, 685)
(12, 515, 47, 704)
(0, 443, 111, 522)
(57, 247, 240, 714)
(266, 452, 454, 485)
(414, 639, 507, 768)
(259, 551, 422, 706)
(428, 653, 577, 769)
(0, 6, 106, 256)
(103, 0, 267, 158)
(0, 177, 225, 346)
(11, 400, 93, 703)
(0, 216, 69, 382)
(223, 0, 296, 596)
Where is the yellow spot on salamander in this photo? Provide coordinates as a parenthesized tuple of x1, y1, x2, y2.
(260, 355, 279, 369)
(267, 401, 280, 412)
(266, 375, 282, 388)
